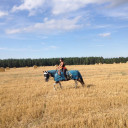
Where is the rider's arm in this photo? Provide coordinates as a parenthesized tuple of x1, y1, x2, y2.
(58, 62, 64, 69)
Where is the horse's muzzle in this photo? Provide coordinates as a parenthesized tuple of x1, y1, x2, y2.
(45, 79, 48, 82)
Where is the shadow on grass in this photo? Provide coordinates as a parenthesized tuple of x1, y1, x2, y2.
(87, 84, 95, 88)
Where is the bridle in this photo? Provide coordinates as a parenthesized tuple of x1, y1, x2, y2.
(43, 71, 50, 82)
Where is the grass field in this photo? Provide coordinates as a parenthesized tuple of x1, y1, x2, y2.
(0, 64, 128, 128)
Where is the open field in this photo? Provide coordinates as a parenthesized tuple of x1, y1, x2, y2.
(0, 64, 128, 128)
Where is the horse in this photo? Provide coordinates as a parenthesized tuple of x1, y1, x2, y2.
(43, 70, 85, 90)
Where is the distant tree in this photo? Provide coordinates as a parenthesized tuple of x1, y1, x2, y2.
(0, 57, 128, 68)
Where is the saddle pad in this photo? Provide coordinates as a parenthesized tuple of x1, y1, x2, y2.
(67, 70, 80, 80)
(54, 71, 66, 82)
(54, 70, 81, 82)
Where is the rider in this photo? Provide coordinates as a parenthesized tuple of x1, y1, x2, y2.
(58, 58, 67, 80)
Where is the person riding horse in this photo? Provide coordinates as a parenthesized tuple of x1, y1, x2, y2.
(57, 58, 67, 80)
(43, 59, 85, 89)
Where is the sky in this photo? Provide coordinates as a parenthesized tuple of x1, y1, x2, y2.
(0, 0, 128, 59)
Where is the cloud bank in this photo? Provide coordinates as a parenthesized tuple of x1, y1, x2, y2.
(6, 16, 82, 34)
(1, 0, 128, 35)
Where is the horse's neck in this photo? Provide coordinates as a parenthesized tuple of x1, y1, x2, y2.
(48, 70, 56, 77)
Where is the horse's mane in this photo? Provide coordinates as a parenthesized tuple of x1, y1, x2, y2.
(48, 70, 57, 77)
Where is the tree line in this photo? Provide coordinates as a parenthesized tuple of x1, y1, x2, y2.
(0, 57, 128, 68)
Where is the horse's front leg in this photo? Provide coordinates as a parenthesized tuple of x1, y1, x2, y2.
(53, 82, 57, 90)
(54, 81, 62, 90)
(74, 80, 78, 88)
(59, 81, 62, 89)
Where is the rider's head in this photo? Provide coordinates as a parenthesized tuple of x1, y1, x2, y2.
(60, 58, 64, 62)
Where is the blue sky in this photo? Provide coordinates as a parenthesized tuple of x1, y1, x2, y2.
(0, 0, 128, 59)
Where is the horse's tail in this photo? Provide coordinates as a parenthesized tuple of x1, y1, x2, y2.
(78, 71, 85, 85)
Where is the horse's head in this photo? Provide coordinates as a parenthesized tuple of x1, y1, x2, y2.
(43, 71, 50, 82)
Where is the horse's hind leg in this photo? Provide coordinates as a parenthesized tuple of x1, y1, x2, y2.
(78, 78, 85, 87)
(74, 80, 78, 88)
(81, 78, 85, 87)
(53, 83, 57, 90)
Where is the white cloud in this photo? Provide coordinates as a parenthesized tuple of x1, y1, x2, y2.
(10, 0, 128, 21)
(98, 32, 111, 37)
(99, 3, 128, 20)
(50, 0, 128, 22)
(5, 0, 128, 36)
(52, 0, 128, 15)
(12, 0, 45, 14)
(52, 0, 101, 15)
(6, 16, 82, 34)
(93, 25, 111, 29)
(0, 11, 8, 17)
(11, 0, 128, 14)
(33, 16, 81, 31)
(105, 10, 128, 19)
(6, 29, 21, 34)
(107, 0, 128, 8)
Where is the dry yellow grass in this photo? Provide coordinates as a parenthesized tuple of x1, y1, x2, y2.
(0, 64, 128, 128)
(0, 67, 5, 72)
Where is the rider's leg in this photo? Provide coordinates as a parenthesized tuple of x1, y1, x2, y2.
(63, 68, 67, 80)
